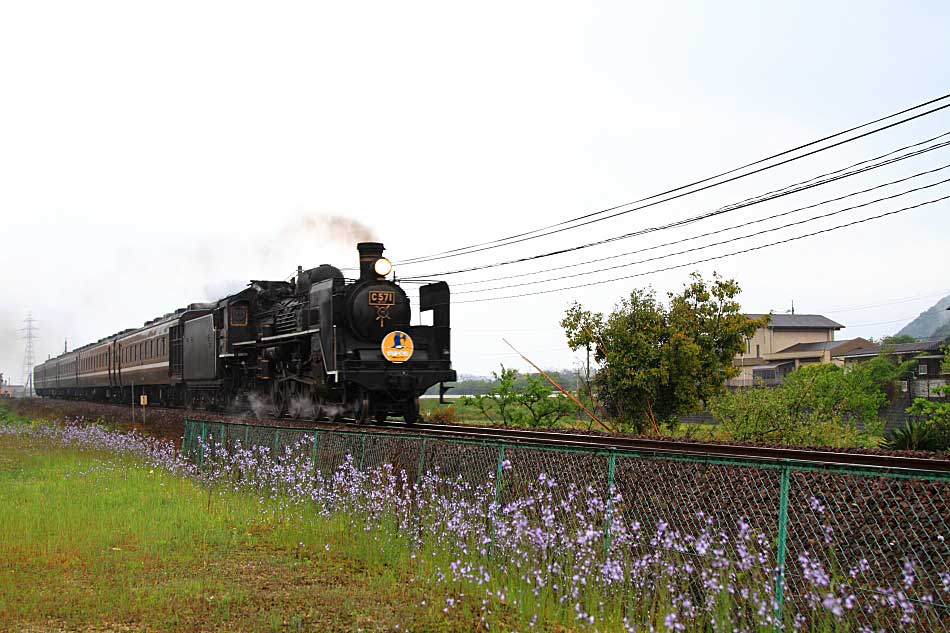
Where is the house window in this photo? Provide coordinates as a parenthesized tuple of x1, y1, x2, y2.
(919, 363, 929, 376)
(756, 344, 760, 358)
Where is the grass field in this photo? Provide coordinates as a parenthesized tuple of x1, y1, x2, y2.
(0, 431, 464, 632)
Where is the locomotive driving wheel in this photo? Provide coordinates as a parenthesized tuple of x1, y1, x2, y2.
(271, 381, 289, 417)
(355, 391, 372, 425)
(403, 397, 420, 425)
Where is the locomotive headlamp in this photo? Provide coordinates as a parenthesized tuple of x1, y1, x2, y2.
(374, 257, 393, 277)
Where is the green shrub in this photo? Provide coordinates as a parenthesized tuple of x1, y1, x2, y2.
(461, 365, 574, 428)
(881, 420, 945, 451)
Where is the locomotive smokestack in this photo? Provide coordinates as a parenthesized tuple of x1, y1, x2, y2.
(357, 242, 387, 280)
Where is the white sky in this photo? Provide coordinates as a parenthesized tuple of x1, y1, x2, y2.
(2, 0, 949, 381)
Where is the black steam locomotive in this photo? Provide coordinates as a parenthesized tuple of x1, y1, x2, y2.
(34, 243, 455, 423)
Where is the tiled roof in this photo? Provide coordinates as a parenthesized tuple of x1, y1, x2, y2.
(745, 313, 844, 330)
(776, 340, 853, 353)
(833, 340, 945, 359)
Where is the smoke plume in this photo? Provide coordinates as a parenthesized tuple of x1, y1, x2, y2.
(203, 279, 249, 301)
(281, 214, 377, 245)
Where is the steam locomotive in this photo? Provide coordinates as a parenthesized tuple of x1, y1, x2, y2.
(34, 243, 455, 423)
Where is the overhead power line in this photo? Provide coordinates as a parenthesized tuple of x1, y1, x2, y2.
(824, 289, 950, 314)
(396, 93, 950, 266)
(454, 176, 950, 295)
(407, 134, 950, 280)
(455, 194, 950, 304)
(846, 316, 927, 328)
(454, 160, 950, 287)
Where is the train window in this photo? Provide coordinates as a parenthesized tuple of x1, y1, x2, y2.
(230, 304, 248, 327)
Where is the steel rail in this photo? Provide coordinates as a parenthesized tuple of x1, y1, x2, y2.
(367, 421, 950, 474)
(188, 414, 950, 474)
(37, 398, 950, 474)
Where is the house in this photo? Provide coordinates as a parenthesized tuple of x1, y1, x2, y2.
(833, 339, 947, 398)
(729, 313, 868, 386)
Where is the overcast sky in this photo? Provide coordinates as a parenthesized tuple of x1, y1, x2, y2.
(2, 0, 950, 383)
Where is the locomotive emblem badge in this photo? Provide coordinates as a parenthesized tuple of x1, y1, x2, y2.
(381, 330, 414, 363)
(368, 289, 395, 327)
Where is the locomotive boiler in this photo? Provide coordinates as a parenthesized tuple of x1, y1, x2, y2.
(34, 243, 455, 423)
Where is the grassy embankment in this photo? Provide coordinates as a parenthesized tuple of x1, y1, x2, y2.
(0, 407, 463, 632)
(0, 404, 935, 631)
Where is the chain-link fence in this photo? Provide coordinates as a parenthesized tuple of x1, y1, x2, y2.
(182, 419, 950, 629)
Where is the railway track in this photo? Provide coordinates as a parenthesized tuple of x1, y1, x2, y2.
(190, 415, 950, 474)
(22, 398, 950, 474)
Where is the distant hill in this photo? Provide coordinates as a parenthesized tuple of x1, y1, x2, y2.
(934, 318, 950, 340)
(897, 295, 950, 339)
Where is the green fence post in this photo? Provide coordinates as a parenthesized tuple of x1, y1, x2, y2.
(182, 421, 191, 455)
(489, 443, 506, 557)
(604, 452, 617, 554)
(199, 421, 207, 470)
(358, 434, 367, 471)
(273, 429, 281, 463)
(311, 430, 320, 476)
(493, 443, 506, 504)
(219, 423, 225, 452)
(415, 437, 428, 485)
(244, 424, 250, 448)
(775, 464, 792, 624)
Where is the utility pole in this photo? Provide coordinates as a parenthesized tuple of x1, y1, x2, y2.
(21, 313, 38, 398)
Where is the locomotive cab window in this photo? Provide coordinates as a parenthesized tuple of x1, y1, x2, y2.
(230, 304, 248, 327)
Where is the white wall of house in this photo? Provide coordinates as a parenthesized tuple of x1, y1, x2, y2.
(736, 327, 833, 362)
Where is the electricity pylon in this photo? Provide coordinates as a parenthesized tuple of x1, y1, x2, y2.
(21, 312, 38, 397)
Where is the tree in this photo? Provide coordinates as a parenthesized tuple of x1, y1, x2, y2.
(561, 272, 765, 433)
(881, 334, 917, 344)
